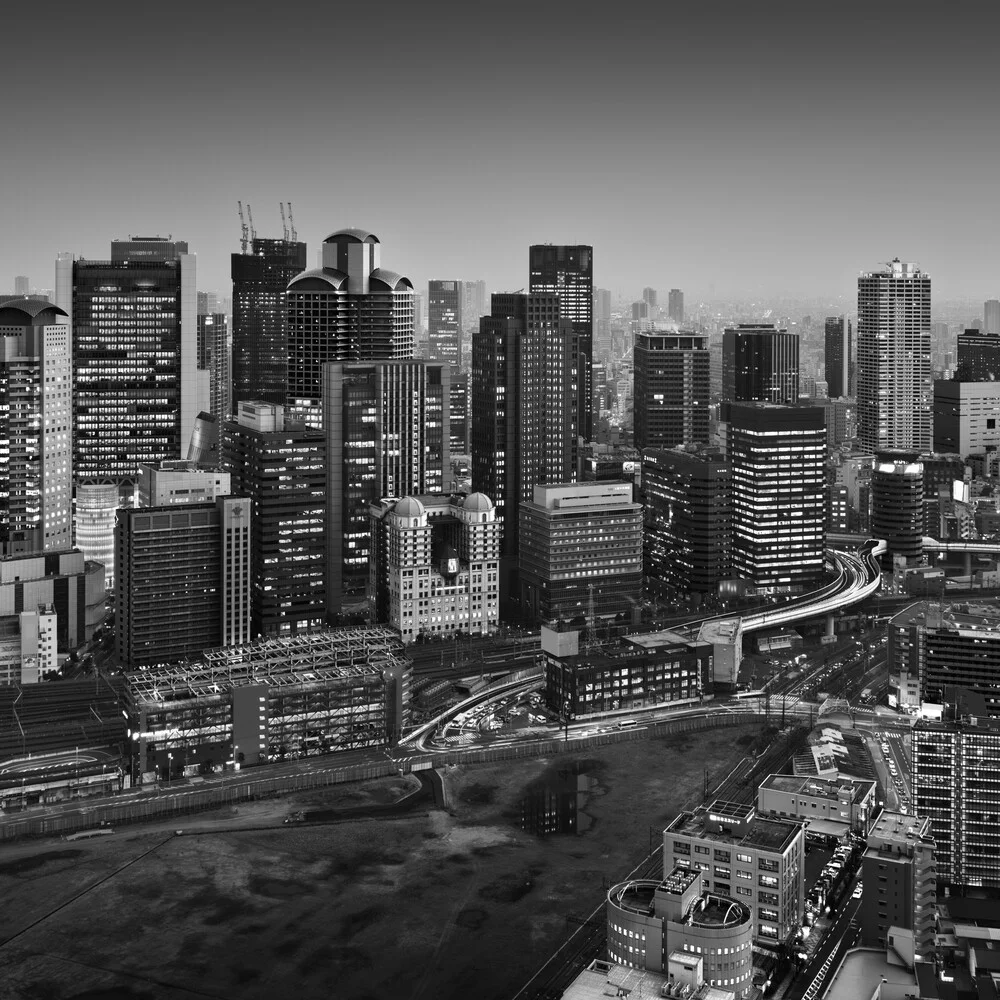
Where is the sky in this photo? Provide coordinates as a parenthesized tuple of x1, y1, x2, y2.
(4, 1, 999, 305)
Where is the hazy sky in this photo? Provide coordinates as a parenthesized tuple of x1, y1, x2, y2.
(4, 2, 999, 303)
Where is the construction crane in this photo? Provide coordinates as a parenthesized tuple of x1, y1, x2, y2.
(279, 202, 289, 241)
(246, 203, 257, 242)
(287, 201, 297, 241)
(237, 201, 249, 254)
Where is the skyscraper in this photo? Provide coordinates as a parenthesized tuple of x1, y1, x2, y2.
(58, 237, 203, 494)
(471, 293, 578, 604)
(0, 299, 72, 556)
(824, 315, 853, 398)
(322, 360, 449, 617)
(197, 311, 230, 423)
(13, 276, 29, 297)
(427, 280, 463, 367)
(529, 244, 593, 440)
(728, 402, 826, 591)
(985, 298, 1000, 336)
(286, 229, 415, 426)
(222, 402, 326, 636)
(633, 332, 710, 450)
(857, 259, 932, 454)
(956, 328, 1000, 381)
(231, 237, 307, 411)
(593, 287, 612, 361)
(667, 288, 684, 324)
(722, 324, 799, 404)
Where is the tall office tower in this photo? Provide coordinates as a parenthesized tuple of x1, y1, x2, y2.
(0, 299, 72, 555)
(115, 495, 251, 668)
(642, 286, 657, 312)
(231, 236, 307, 411)
(369, 492, 500, 641)
(14, 276, 29, 297)
(286, 229, 415, 426)
(633, 332, 710, 449)
(449, 371, 469, 454)
(857, 258, 932, 454)
(912, 691, 1000, 889)
(593, 287, 612, 361)
(137, 460, 231, 508)
(721, 324, 800, 404)
(519, 482, 643, 625)
(956, 328, 1000, 381)
(222, 402, 326, 636)
(986, 299, 1000, 336)
(529, 244, 593, 440)
(322, 360, 449, 617)
(668, 288, 684, 324)
(461, 279, 488, 365)
(727, 403, 826, 591)
(824, 315, 853, 398)
(197, 311, 230, 423)
(427, 279, 463, 367)
(642, 447, 730, 594)
(59, 237, 202, 495)
(871, 451, 924, 570)
(859, 811, 937, 960)
(471, 293, 578, 606)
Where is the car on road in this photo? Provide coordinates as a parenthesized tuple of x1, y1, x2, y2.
(853, 882, 863, 899)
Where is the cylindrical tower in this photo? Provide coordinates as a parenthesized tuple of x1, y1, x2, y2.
(871, 451, 924, 570)
(74, 481, 119, 590)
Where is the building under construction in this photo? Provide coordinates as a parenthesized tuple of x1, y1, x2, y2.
(125, 627, 410, 782)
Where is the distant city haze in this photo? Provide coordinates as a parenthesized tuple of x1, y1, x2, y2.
(3, 5, 999, 300)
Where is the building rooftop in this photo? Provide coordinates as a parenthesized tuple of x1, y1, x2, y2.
(561, 960, 736, 1000)
(890, 600, 1000, 635)
(759, 773, 875, 804)
(698, 619, 742, 645)
(662, 866, 700, 895)
(866, 810, 932, 849)
(821, 948, 915, 1000)
(668, 805, 802, 854)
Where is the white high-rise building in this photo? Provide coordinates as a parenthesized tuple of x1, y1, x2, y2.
(857, 259, 932, 454)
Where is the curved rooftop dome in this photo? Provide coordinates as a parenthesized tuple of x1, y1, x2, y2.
(323, 228, 380, 244)
(369, 268, 413, 292)
(393, 497, 425, 518)
(286, 267, 348, 292)
(463, 492, 494, 513)
(0, 297, 68, 325)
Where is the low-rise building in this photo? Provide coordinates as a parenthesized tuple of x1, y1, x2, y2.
(606, 866, 752, 996)
(665, 799, 806, 946)
(757, 773, 877, 838)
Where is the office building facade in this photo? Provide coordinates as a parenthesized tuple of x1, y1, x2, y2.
(728, 403, 826, 592)
(137, 460, 231, 508)
(231, 237, 307, 410)
(519, 482, 642, 624)
(197, 311, 230, 423)
(115, 496, 251, 668)
(642, 447, 730, 594)
(471, 293, 578, 602)
(427, 280, 462, 367)
(633, 332, 710, 450)
(871, 452, 924, 570)
(285, 229, 415, 426)
(529, 244, 593, 440)
(665, 801, 805, 946)
(668, 289, 684, 325)
(0, 299, 72, 556)
(58, 238, 202, 491)
(933, 380, 1000, 456)
(721, 325, 799, 405)
(985, 299, 1000, 337)
(222, 402, 326, 635)
(322, 361, 449, 617)
(369, 492, 500, 642)
(824, 315, 853, 399)
(956, 328, 1000, 382)
(857, 258, 932, 454)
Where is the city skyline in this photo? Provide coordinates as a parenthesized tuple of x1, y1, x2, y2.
(3, 5, 1000, 301)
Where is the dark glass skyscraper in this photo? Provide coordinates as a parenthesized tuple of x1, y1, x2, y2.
(231, 237, 307, 411)
(722, 324, 799, 405)
(529, 245, 593, 440)
(472, 293, 578, 609)
(428, 279, 462, 367)
(58, 238, 201, 493)
(824, 315, 853, 398)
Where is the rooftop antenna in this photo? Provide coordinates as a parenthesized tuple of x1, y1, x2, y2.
(246, 203, 257, 242)
(279, 202, 289, 241)
(237, 202, 249, 254)
(287, 201, 297, 241)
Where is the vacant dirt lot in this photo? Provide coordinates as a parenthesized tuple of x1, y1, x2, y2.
(0, 723, 763, 1000)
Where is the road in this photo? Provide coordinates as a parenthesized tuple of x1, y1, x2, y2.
(783, 887, 863, 1000)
